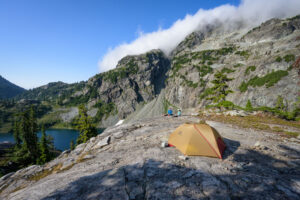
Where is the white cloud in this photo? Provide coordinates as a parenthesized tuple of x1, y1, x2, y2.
(98, 0, 300, 72)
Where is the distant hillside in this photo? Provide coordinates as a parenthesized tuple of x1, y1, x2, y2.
(16, 81, 86, 103)
(0, 76, 26, 99)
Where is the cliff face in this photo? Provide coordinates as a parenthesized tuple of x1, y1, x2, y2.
(86, 49, 170, 119)
(85, 15, 300, 124)
(164, 16, 300, 111)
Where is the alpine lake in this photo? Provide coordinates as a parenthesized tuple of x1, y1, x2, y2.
(0, 129, 104, 151)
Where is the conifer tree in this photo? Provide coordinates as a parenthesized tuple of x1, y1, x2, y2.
(275, 96, 286, 111)
(13, 120, 21, 149)
(75, 105, 97, 145)
(207, 71, 233, 103)
(38, 125, 50, 164)
(17, 107, 40, 164)
(245, 100, 253, 111)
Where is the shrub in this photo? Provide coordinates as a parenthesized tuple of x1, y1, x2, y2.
(239, 70, 289, 92)
(195, 65, 213, 77)
(275, 56, 282, 62)
(245, 100, 253, 111)
(233, 63, 243, 68)
(217, 100, 235, 109)
(239, 81, 248, 92)
(93, 100, 116, 122)
(245, 66, 256, 75)
(221, 67, 235, 74)
(283, 54, 295, 63)
(235, 50, 250, 59)
(101, 59, 139, 83)
(180, 75, 198, 88)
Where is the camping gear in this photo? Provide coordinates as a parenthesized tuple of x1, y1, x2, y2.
(161, 141, 168, 148)
(168, 123, 226, 159)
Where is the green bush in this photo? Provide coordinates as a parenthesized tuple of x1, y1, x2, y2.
(235, 50, 250, 59)
(221, 67, 235, 74)
(283, 54, 295, 63)
(100, 59, 139, 83)
(239, 70, 289, 92)
(207, 61, 213, 65)
(239, 82, 248, 92)
(195, 65, 213, 77)
(233, 63, 243, 68)
(93, 100, 116, 122)
(180, 75, 198, 88)
(217, 100, 235, 109)
(245, 66, 256, 75)
(245, 100, 253, 111)
(275, 56, 282, 62)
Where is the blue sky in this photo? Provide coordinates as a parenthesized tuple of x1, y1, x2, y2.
(1, 0, 241, 89)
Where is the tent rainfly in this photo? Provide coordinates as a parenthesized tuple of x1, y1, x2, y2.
(168, 123, 226, 159)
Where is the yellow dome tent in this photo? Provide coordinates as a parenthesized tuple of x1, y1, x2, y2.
(168, 123, 226, 159)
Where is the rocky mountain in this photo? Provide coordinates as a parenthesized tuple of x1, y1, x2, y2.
(0, 14, 300, 200)
(165, 16, 300, 111)
(0, 76, 25, 99)
(8, 15, 300, 128)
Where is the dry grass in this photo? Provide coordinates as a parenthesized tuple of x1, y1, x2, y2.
(284, 131, 299, 137)
(0, 184, 9, 195)
(10, 184, 27, 194)
(76, 152, 94, 164)
(58, 163, 75, 172)
(200, 113, 300, 138)
(28, 163, 62, 182)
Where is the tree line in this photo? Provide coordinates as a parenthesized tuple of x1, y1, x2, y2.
(12, 106, 56, 167)
(12, 104, 97, 166)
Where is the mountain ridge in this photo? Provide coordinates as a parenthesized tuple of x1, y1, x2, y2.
(1, 15, 300, 131)
(0, 76, 26, 99)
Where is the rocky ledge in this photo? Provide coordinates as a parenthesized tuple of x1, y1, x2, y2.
(0, 116, 299, 199)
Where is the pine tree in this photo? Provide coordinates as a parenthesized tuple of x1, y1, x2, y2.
(13, 120, 21, 149)
(75, 105, 97, 145)
(17, 107, 40, 164)
(28, 106, 39, 161)
(245, 100, 253, 111)
(206, 71, 233, 104)
(275, 96, 286, 111)
(38, 125, 50, 164)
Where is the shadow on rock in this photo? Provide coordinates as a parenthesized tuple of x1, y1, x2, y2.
(42, 145, 300, 200)
(222, 138, 240, 159)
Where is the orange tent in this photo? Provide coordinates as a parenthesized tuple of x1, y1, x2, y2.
(168, 123, 226, 159)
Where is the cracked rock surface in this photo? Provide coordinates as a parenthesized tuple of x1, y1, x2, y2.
(0, 116, 299, 199)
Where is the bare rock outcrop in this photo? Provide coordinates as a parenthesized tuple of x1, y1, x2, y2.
(0, 116, 299, 199)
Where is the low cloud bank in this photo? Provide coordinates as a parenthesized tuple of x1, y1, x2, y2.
(99, 0, 300, 72)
